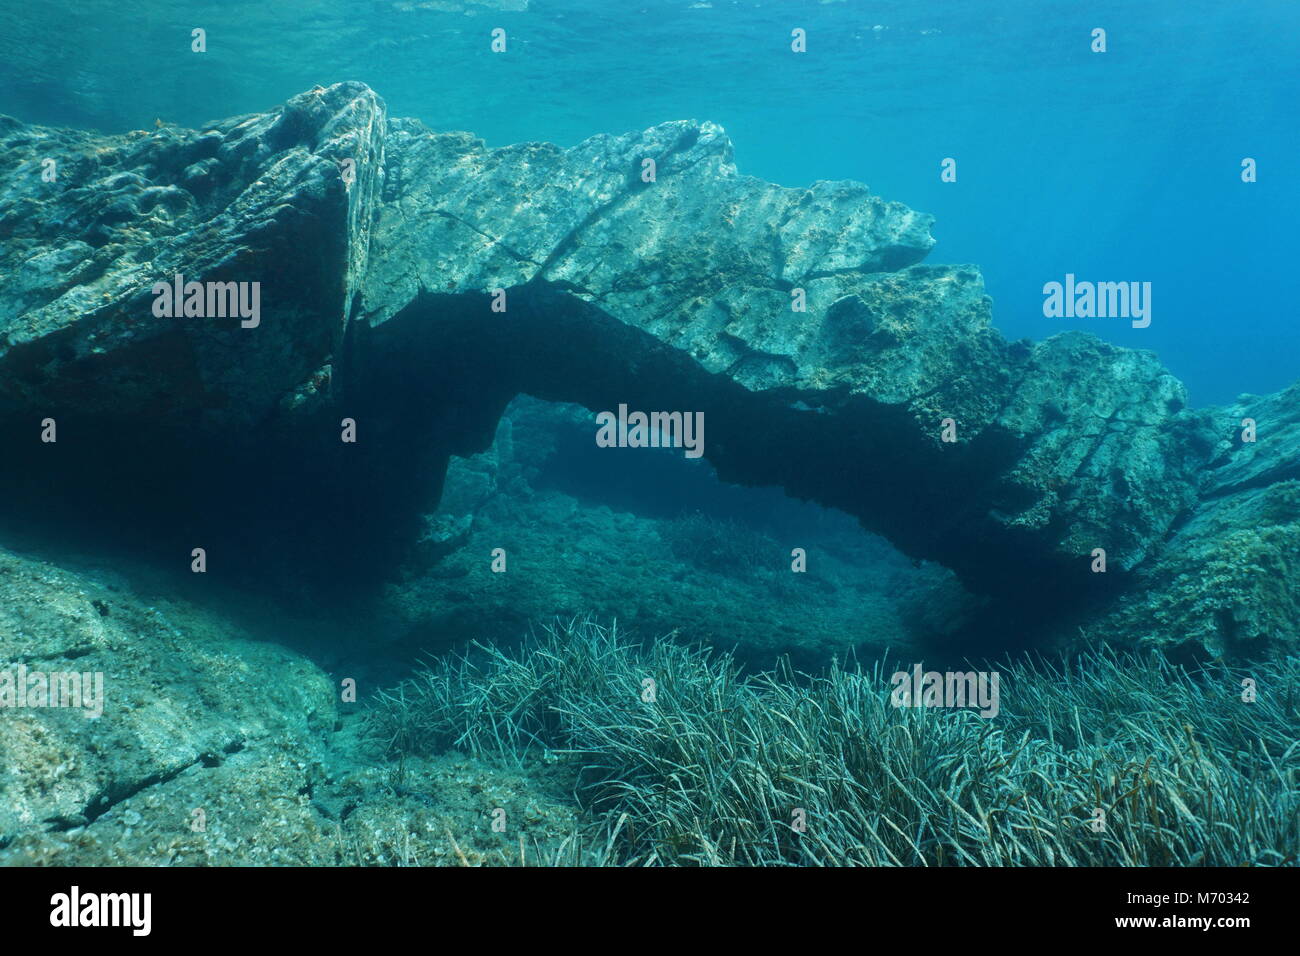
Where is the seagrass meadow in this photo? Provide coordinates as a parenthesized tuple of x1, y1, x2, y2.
(365, 619, 1300, 867)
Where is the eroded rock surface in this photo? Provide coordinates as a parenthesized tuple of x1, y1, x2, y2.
(1078, 384, 1300, 658)
(0, 543, 334, 851)
(0, 81, 384, 426)
(0, 543, 581, 864)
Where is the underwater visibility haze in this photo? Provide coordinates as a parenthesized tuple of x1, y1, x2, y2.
(0, 0, 1296, 881)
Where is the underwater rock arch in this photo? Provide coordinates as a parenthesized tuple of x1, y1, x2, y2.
(1, 82, 1293, 652)
(344, 281, 1060, 604)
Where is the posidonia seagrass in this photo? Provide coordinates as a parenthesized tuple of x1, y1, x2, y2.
(366, 617, 1299, 867)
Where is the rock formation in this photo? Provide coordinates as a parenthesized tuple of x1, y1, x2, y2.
(1080, 382, 1300, 657)
(0, 541, 579, 864)
(0, 81, 1294, 656)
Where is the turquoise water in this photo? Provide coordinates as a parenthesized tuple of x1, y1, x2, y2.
(4, 0, 1297, 404)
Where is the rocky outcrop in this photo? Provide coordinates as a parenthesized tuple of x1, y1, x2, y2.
(0, 542, 335, 854)
(0, 82, 384, 426)
(0, 542, 581, 864)
(1081, 479, 1300, 659)
(1078, 384, 1300, 658)
(1205, 382, 1300, 498)
(0, 82, 1294, 652)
